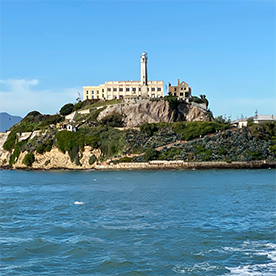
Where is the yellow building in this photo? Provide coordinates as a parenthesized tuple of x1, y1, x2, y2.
(83, 52, 163, 100)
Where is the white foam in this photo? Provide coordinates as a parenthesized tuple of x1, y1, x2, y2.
(74, 201, 84, 205)
(225, 242, 276, 275)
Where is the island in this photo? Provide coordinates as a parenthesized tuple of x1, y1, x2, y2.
(0, 96, 275, 170)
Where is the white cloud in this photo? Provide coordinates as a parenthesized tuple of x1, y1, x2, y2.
(0, 79, 81, 117)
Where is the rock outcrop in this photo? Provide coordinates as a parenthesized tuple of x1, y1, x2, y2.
(97, 100, 210, 127)
(27, 146, 101, 170)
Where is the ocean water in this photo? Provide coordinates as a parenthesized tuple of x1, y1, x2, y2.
(0, 169, 275, 275)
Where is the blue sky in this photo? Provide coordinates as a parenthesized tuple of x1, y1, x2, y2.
(0, 0, 275, 120)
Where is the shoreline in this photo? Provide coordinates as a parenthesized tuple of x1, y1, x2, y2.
(1, 160, 275, 171)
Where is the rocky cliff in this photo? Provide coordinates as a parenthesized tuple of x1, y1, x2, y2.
(97, 100, 210, 127)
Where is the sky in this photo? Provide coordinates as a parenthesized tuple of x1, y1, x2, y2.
(0, 0, 275, 120)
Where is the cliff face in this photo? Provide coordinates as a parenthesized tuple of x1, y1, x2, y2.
(24, 147, 100, 170)
(97, 100, 210, 127)
(0, 133, 11, 167)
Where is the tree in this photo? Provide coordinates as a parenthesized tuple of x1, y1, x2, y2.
(60, 103, 74, 116)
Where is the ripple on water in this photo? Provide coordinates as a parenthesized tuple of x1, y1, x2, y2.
(0, 169, 275, 275)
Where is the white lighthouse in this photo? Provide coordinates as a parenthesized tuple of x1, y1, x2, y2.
(83, 51, 164, 100)
(140, 52, 148, 96)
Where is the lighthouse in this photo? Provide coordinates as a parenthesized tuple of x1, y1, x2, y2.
(140, 52, 148, 96)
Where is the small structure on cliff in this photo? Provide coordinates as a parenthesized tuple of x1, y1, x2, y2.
(232, 114, 276, 128)
(168, 79, 192, 102)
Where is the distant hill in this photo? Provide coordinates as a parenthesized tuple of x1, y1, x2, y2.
(0, 112, 22, 132)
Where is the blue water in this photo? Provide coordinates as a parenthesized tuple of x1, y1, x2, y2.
(0, 169, 275, 275)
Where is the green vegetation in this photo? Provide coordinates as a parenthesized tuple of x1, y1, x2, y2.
(88, 107, 106, 122)
(36, 139, 53, 154)
(140, 123, 158, 136)
(22, 152, 35, 167)
(8, 111, 63, 133)
(9, 140, 28, 165)
(163, 95, 179, 110)
(172, 121, 229, 141)
(60, 103, 74, 115)
(113, 156, 133, 164)
(3, 97, 276, 168)
(89, 155, 97, 165)
(143, 148, 159, 161)
(3, 131, 17, 151)
(191, 95, 208, 107)
(99, 113, 125, 127)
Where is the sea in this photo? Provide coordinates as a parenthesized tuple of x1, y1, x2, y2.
(0, 169, 275, 275)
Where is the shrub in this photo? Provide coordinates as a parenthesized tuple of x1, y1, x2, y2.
(36, 139, 53, 154)
(60, 103, 74, 116)
(89, 155, 97, 165)
(3, 131, 17, 151)
(140, 123, 158, 136)
(9, 147, 20, 165)
(89, 107, 106, 121)
(99, 113, 125, 127)
(22, 152, 35, 167)
(143, 148, 159, 161)
(113, 156, 133, 164)
(247, 118, 254, 127)
(69, 146, 80, 164)
(73, 101, 83, 112)
(164, 95, 179, 110)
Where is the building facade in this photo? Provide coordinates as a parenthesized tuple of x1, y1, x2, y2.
(168, 79, 191, 101)
(83, 52, 163, 100)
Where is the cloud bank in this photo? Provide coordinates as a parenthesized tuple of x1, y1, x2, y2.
(0, 79, 81, 117)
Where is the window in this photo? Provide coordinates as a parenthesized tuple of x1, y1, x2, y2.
(107, 88, 111, 92)
(181, 87, 183, 90)
(86, 91, 88, 94)
(151, 87, 155, 91)
(174, 93, 176, 96)
(132, 88, 136, 92)
(180, 92, 183, 96)
(119, 88, 123, 92)
(157, 87, 161, 91)
(97, 95, 99, 99)
(97, 90, 99, 94)
(113, 88, 117, 92)
(102, 89, 104, 92)
(92, 90, 94, 94)
(139, 88, 141, 91)
(185, 92, 189, 97)
(92, 96, 94, 99)
(102, 94, 104, 98)
(126, 88, 130, 91)
(184, 87, 186, 90)
(174, 88, 177, 92)
(86, 96, 89, 99)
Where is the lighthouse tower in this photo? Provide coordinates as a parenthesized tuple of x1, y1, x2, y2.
(140, 52, 148, 96)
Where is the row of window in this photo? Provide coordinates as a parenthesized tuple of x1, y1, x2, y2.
(86, 94, 161, 100)
(173, 92, 190, 97)
(86, 87, 162, 94)
(174, 87, 187, 92)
